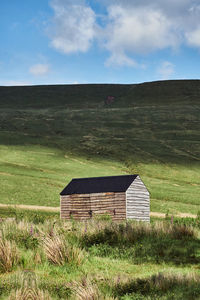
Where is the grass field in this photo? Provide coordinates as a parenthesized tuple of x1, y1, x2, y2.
(0, 80, 200, 214)
(0, 81, 200, 299)
(0, 217, 199, 299)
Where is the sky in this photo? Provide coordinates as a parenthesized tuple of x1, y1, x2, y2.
(1, 0, 200, 86)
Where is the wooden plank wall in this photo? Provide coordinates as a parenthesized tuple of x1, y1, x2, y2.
(60, 195, 71, 219)
(60, 192, 126, 221)
(126, 176, 150, 222)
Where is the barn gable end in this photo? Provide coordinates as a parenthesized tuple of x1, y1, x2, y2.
(126, 176, 150, 222)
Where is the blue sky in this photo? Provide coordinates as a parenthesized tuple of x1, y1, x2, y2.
(1, 0, 200, 86)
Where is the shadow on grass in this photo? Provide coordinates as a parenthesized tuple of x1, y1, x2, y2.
(108, 272, 200, 300)
(81, 222, 200, 265)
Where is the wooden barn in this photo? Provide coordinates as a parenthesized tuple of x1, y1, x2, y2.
(60, 175, 150, 222)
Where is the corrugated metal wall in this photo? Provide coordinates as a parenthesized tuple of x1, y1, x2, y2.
(126, 176, 150, 222)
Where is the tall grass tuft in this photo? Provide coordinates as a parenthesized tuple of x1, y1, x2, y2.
(42, 233, 66, 266)
(0, 237, 19, 273)
(41, 230, 85, 266)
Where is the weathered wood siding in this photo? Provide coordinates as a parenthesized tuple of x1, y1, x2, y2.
(60, 195, 71, 219)
(60, 192, 126, 221)
(126, 176, 150, 222)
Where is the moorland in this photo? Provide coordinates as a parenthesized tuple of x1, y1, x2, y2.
(0, 80, 199, 214)
(0, 80, 199, 299)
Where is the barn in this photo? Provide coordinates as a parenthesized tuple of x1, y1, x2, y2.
(60, 175, 150, 222)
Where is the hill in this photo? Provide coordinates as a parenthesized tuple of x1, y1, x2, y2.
(0, 80, 199, 214)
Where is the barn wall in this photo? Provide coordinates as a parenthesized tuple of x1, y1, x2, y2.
(60, 192, 126, 221)
(126, 176, 150, 222)
(60, 195, 71, 219)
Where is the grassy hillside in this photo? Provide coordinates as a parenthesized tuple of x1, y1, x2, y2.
(0, 80, 199, 214)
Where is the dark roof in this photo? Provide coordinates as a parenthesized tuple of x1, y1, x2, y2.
(60, 175, 138, 195)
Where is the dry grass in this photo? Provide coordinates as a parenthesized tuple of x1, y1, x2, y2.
(42, 232, 66, 266)
(9, 288, 52, 300)
(0, 219, 30, 234)
(0, 218, 199, 299)
(8, 270, 53, 300)
(71, 278, 116, 300)
(143, 271, 200, 292)
(111, 272, 200, 298)
(79, 219, 198, 241)
(0, 237, 19, 273)
(171, 224, 197, 239)
(41, 230, 85, 266)
(68, 245, 86, 266)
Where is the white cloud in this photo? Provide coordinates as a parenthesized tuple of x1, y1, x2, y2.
(49, 0, 96, 54)
(105, 51, 137, 67)
(29, 64, 50, 76)
(103, 6, 178, 66)
(185, 27, 200, 47)
(103, 1, 200, 65)
(158, 61, 175, 79)
(1, 80, 31, 86)
(47, 0, 200, 66)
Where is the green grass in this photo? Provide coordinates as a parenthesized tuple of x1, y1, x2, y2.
(0, 81, 200, 214)
(0, 144, 125, 206)
(0, 218, 199, 299)
(109, 273, 200, 299)
(0, 206, 59, 223)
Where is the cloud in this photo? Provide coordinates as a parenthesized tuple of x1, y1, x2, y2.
(0, 81, 31, 86)
(103, 1, 200, 65)
(49, 0, 96, 54)
(105, 52, 137, 67)
(103, 5, 178, 66)
(185, 27, 200, 47)
(47, 0, 200, 66)
(29, 64, 50, 76)
(158, 61, 175, 79)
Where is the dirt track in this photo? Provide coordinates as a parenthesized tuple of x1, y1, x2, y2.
(0, 203, 59, 212)
(0, 203, 197, 218)
(150, 211, 197, 219)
